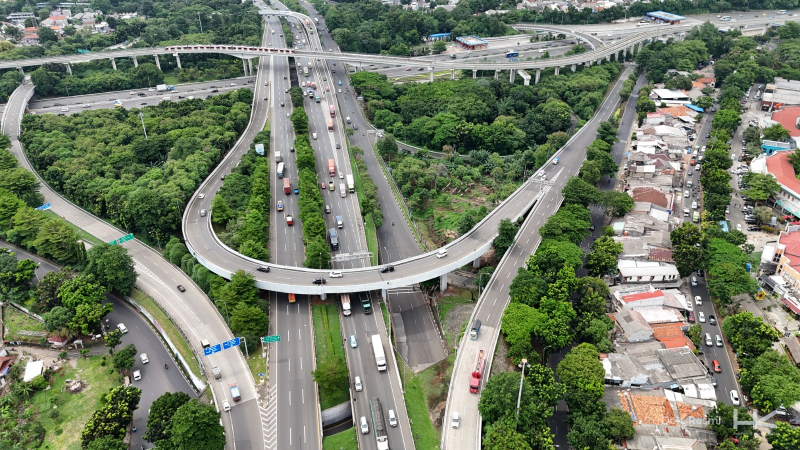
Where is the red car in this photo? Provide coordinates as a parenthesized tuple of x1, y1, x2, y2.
(688, 312, 695, 323)
(713, 360, 721, 373)
(321, 182, 327, 189)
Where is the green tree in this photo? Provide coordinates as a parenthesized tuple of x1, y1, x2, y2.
(112, 344, 137, 373)
(33, 269, 72, 313)
(432, 40, 447, 54)
(81, 386, 141, 448)
(670, 222, 703, 277)
(58, 274, 105, 310)
(712, 109, 742, 133)
(85, 244, 137, 294)
(568, 415, 611, 450)
(597, 121, 619, 144)
(377, 135, 399, 162)
(562, 176, 599, 207)
(210, 194, 234, 225)
(230, 303, 269, 352)
(144, 391, 191, 444)
(483, 417, 532, 450)
(767, 422, 800, 450)
(474, 266, 495, 290)
(42, 306, 74, 334)
(304, 237, 332, 269)
(214, 270, 258, 309)
(85, 436, 126, 450)
(70, 301, 113, 335)
(37, 26, 57, 43)
(493, 219, 517, 257)
(556, 343, 605, 401)
(291, 108, 309, 134)
(104, 329, 122, 352)
(721, 312, 780, 362)
(707, 403, 754, 440)
(762, 123, 790, 141)
(741, 172, 780, 202)
(539, 204, 591, 245)
(585, 236, 622, 276)
(311, 355, 348, 391)
(168, 399, 225, 450)
(599, 190, 634, 217)
(604, 407, 635, 441)
(527, 240, 584, 280)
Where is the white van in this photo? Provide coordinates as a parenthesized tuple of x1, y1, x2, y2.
(692, 201, 698, 210)
(436, 249, 448, 258)
(683, 208, 690, 217)
(388, 409, 398, 427)
(354, 376, 363, 392)
(705, 333, 713, 347)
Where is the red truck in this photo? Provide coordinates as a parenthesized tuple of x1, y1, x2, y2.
(469, 350, 485, 394)
(329, 104, 335, 117)
(283, 178, 291, 194)
(328, 159, 335, 176)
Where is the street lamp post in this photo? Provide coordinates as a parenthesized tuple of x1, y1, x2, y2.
(515, 358, 529, 429)
(139, 112, 148, 140)
(217, 299, 230, 323)
(542, 345, 553, 366)
(478, 271, 490, 298)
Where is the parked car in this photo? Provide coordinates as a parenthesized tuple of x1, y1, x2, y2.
(709, 315, 717, 325)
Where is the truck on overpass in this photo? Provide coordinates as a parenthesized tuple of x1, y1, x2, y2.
(469, 350, 485, 393)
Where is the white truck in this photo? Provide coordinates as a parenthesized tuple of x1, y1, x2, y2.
(371, 334, 387, 371)
(341, 294, 351, 316)
(274, 150, 282, 162)
(346, 174, 355, 193)
(339, 182, 346, 198)
(156, 84, 169, 92)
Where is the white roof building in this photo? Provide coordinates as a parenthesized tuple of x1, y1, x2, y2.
(23, 360, 44, 382)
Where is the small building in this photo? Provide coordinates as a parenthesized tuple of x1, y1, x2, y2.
(429, 32, 450, 41)
(454, 35, 487, 51)
(771, 106, 800, 147)
(21, 35, 39, 45)
(617, 260, 680, 285)
(751, 152, 800, 217)
(644, 11, 686, 25)
(23, 360, 44, 382)
(651, 89, 690, 103)
(7, 12, 36, 24)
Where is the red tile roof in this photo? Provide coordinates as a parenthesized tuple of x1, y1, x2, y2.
(783, 297, 800, 315)
(651, 323, 694, 349)
(697, 77, 716, 85)
(767, 152, 800, 197)
(772, 106, 800, 138)
(621, 290, 664, 303)
(631, 187, 669, 209)
(778, 229, 800, 272)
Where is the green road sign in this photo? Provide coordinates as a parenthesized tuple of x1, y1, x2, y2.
(118, 233, 134, 243)
(108, 240, 118, 245)
(262, 335, 281, 343)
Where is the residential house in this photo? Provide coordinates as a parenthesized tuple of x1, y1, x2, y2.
(750, 152, 800, 217)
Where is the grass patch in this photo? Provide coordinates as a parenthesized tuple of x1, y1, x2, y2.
(322, 428, 358, 450)
(312, 304, 350, 409)
(436, 288, 475, 348)
(380, 301, 390, 333)
(396, 351, 440, 448)
(42, 210, 103, 246)
(3, 306, 47, 344)
(33, 355, 122, 450)
(364, 213, 378, 266)
(130, 289, 202, 379)
(246, 352, 268, 384)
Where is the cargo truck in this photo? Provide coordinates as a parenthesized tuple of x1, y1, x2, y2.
(156, 84, 174, 92)
(360, 292, 372, 314)
(212, 366, 221, 379)
(339, 183, 346, 198)
(328, 228, 339, 250)
(341, 294, 351, 316)
(255, 143, 265, 156)
(469, 319, 481, 340)
(329, 104, 335, 117)
(274, 150, 281, 162)
(230, 383, 241, 401)
(371, 398, 390, 450)
(288, 293, 296, 303)
(346, 174, 355, 193)
(284, 178, 291, 194)
(693, 211, 700, 223)
(277, 162, 285, 178)
(371, 335, 387, 371)
(469, 350, 485, 393)
(328, 159, 335, 176)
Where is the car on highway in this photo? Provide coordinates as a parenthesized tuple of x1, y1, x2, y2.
(451, 412, 460, 428)
(133, 370, 142, 381)
(177, 285, 186, 292)
(325, 204, 330, 214)
(698, 312, 705, 323)
(350, 334, 357, 347)
(339, 171, 344, 179)
(313, 277, 326, 284)
(198, 193, 205, 199)
(256, 266, 270, 273)
(140, 353, 149, 364)
(82, 104, 90, 108)
(694, 295, 702, 306)
(380, 265, 395, 273)
(709, 315, 717, 325)
(223, 400, 231, 412)
(287, 215, 293, 226)
(730, 390, 740, 405)
(330, 271, 343, 278)
(354, 376, 363, 391)
(294, 188, 299, 195)
(200, 209, 207, 217)
(321, 182, 327, 189)
(117, 323, 128, 334)
(336, 143, 341, 149)
(360, 416, 369, 434)
(716, 335, 723, 347)
(130, 91, 136, 95)
(277, 200, 284, 211)
(328, 181, 334, 190)
(61, 107, 69, 112)
(713, 360, 721, 373)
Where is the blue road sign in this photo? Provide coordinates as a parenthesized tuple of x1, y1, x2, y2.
(35, 203, 51, 211)
(222, 337, 241, 349)
(203, 344, 222, 356)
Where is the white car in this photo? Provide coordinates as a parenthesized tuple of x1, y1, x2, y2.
(140, 353, 149, 364)
(330, 271, 343, 278)
(360, 416, 369, 434)
(133, 370, 142, 381)
(339, 171, 344, 179)
(354, 376, 363, 392)
(699, 312, 706, 323)
(130, 91, 136, 95)
(451, 412, 460, 428)
(60, 107, 69, 112)
(730, 390, 740, 405)
(223, 400, 231, 412)
(685, 301, 693, 311)
(736, 224, 742, 231)
(117, 323, 128, 334)
(198, 193, 205, 199)
(82, 104, 90, 108)
(694, 296, 702, 306)
(338, 88, 342, 93)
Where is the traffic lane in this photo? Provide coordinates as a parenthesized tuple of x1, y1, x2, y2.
(2, 242, 196, 449)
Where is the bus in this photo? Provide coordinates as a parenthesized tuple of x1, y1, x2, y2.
(505, 51, 519, 58)
(329, 104, 335, 118)
(277, 162, 285, 178)
(327, 119, 334, 131)
(303, 67, 309, 77)
(328, 159, 335, 176)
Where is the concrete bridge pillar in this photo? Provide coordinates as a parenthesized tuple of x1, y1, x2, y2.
(597, 58, 603, 66)
(248, 58, 254, 76)
(451, 69, 455, 80)
(429, 67, 434, 82)
(554, 66, 559, 76)
(571, 64, 576, 73)
(509, 68, 515, 83)
(439, 274, 447, 292)
(17, 67, 23, 76)
(473, 257, 481, 269)
(382, 288, 387, 300)
(494, 70, 499, 80)
(320, 292, 327, 300)
(132, 56, 138, 68)
(638, 41, 643, 52)
(175, 54, 182, 70)
(242, 59, 248, 77)
(154, 54, 161, 70)
(535, 68, 540, 84)
(65, 63, 72, 75)
(110, 58, 117, 71)
(472, 69, 477, 79)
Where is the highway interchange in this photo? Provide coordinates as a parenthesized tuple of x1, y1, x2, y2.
(0, 4, 793, 449)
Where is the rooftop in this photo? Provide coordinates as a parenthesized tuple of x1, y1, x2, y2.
(766, 151, 800, 197)
(772, 106, 800, 138)
(645, 11, 687, 21)
(455, 35, 486, 45)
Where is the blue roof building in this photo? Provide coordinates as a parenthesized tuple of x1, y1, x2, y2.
(644, 11, 686, 24)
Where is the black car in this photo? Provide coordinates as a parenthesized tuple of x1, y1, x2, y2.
(379, 265, 395, 273)
(256, 266, 270, 273)
(708, 315, 717, 325)
(711, 375, 717, 387)
(211, 89, 219, 93)
(177, 285, 186, 292)
(141, 102, 147, 105)
(290, 146, 295, 152)
(313, 277, 327, 284)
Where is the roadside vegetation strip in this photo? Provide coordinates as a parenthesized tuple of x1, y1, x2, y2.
(396, 351, 440, 448)
(31, 355, 122, 450)
(312, 304, 350, 409)
(130, 289, 202, 379)
(349, 147, 381, 265)
(322, 428, 357, 450)
(42, 210, 104, 246)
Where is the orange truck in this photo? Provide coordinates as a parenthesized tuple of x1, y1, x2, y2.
(288, 293, 296, 303)
(328, 159, 335, 176)
(283, 178, 291, 194)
